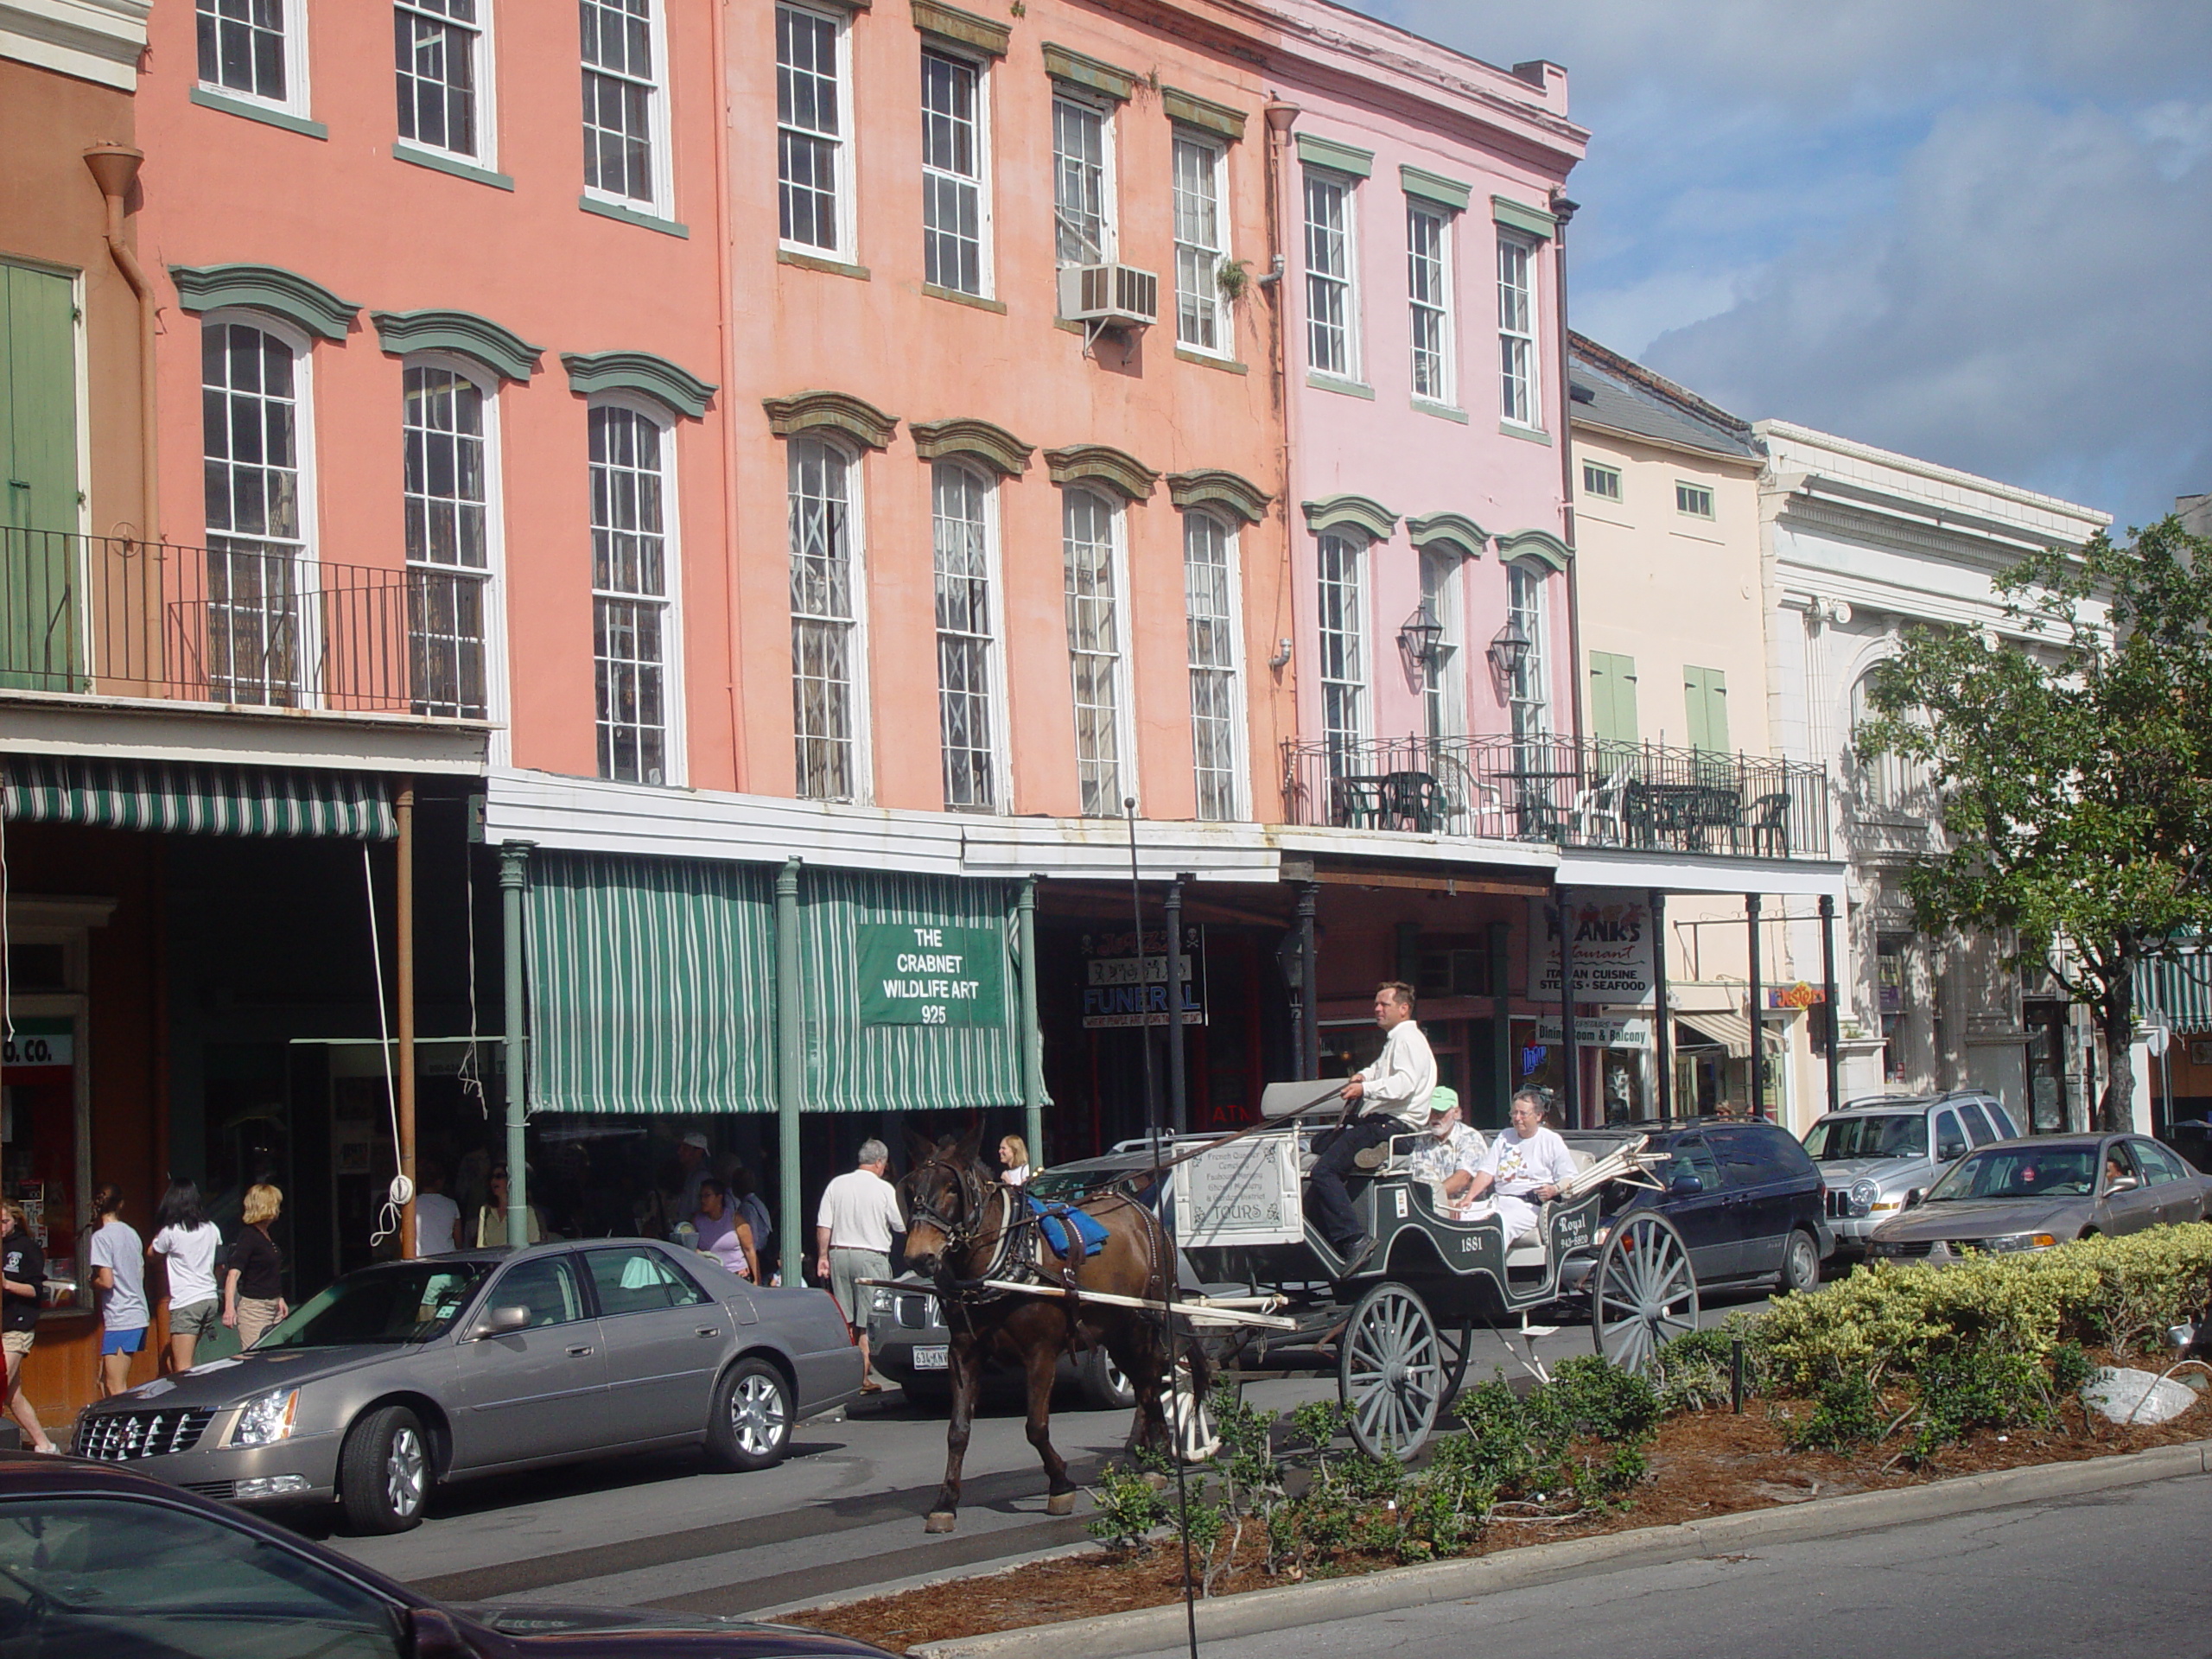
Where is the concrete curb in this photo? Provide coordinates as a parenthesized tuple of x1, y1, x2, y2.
(747, 1541, 1102, 1623)
(906, 1440, 2212, 1659)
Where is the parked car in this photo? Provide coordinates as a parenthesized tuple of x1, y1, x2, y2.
(1802, 1090, 2021, 1256)
(1558, 1119, 1835, 1297)
(72, 1240, 862, 1533)
(1866, 1133, 2212, 1260)
(0, 1451, 896, 1657)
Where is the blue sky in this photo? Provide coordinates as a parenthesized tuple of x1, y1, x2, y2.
(1351, 1, 2212, 532)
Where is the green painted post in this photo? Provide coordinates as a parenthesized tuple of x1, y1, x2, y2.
(776, 857, 804, 1283)
(499, 843, 531, 1243)
(1019, 878, 1044, 1163)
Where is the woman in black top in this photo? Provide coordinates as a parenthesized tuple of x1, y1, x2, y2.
(222, 1184, 288, 1349)
(0, 1203, 57, 1452)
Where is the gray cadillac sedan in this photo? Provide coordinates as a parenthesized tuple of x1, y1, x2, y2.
(1865, 1133, 2212, 1262)
(71, 1239, 863, 1534)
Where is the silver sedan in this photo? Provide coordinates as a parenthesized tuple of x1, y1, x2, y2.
(1866, 1133, 2212, 1261)
(71, 1239, 863, 1533)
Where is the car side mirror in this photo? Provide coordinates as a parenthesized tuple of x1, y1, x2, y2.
(468, 1305, 530, 1340)
(1904, 1189, 1924, 1210)
(408, 1606, 476, 1657)
(1670, 1173, 1704, 1196)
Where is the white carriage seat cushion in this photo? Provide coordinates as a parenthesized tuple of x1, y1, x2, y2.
(1569, 1148, 1598, 1174)
(1504, 1230, 1548, 1267)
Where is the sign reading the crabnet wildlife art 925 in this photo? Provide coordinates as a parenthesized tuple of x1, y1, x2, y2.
(856, 925, 1005, 1026)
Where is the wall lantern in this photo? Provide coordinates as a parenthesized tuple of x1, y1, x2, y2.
(1395, 604, 1446, 667)
(1487, 617, 1532, 681)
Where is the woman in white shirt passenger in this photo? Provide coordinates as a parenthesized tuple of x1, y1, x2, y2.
(148, 1181, 224, 1374)
(999, 1135, 1032, 1188)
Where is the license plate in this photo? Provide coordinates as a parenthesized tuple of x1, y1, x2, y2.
(912, 1345, 949, 1370)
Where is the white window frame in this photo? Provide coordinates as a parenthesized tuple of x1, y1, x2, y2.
(197, 308, 321, 709)
(931, 459, 1009, 812)
(1062, 487, 1135, 817)
(786, 433, 871, 804)
(580, 0, 674, 214)
(588, 394, 683, 785)
(400, 353, 508, 740)
(1051, 89, 1116, 270)
(1407, 200, 1454, 406)
(1507, 560, 1550, 741)
(919, 41, 992, 296)
(776, 0, 853, 258)
(1316, 530, 1369, 765)
(1497, 230, 1541, 430)
(194, 0, 313, 119)
(393, 0, 496, 168)
(1172, 127, 1230, 357)
(1182, 508, 1249, 821)
(1419, 547, 1465, 744)
(1303, 167, 1358, 382)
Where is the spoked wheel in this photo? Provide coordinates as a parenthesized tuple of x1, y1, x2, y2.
(1439, 1315, 1477, 1406)
(1164, 1351, 1224, 1464)
(1591, 1212, 1700, 1376)
(1338, 1282, 1445, 1459)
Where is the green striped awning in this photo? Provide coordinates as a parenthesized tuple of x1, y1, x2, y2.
(800, 870, 1027, 1114)
(2136, 950, 2212, 1034)
(525, 851, 777, 1114)
(2, 755, 395, 839)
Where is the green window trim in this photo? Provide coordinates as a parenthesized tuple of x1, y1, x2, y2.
(561, 350, 718, 419)
(1675, 480, 1716, 519)
(1491, 194, 1556, 241)
(1406, 512, 1488, 563)
(1165, 468, 1271, 525)
(373, 308, 543, 383)
(1162, 87, 1246, 142)
(1587, 651, 1639, 747)
(579, 196, 690, 238)
(1301, 493, 1398, 543)
(392, 144, 514, 191)
(169, 263, 359, 340)
(910, 0, 1010, 57)
(1400, 164, 1471, 212)
(1041, 41, 1135, 104)
(188, 86, 328, 140)
(1495, 528, 1570, 571)
(762, 389, 899, 451)
(1295, 133, 1374, 179)
(1043, 443, 1158, 502)
(1582, 461, 1622, 501)
(1684, 664, 1730, 753)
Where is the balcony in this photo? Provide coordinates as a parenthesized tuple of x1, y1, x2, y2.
(1281, 734, 1832, 861)
(1, 529, 482, 721)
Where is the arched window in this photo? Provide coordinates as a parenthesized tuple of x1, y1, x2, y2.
(1506, 559, 1548, 739)
(788, 435, 861, 801)
(1850, 671, 1932, 812)
(1315, 530, 1368, 766)
(200, 315, 308, 706)
(1183, 509, 1243, 821)
(1062, 487, 1126, 816)
(932, 460, 999, 811)
(404, 361, 493, 721)
(590, 401, 675, 785)
(1419, 546, 1465, 742)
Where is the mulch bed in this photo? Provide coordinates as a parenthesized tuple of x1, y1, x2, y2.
(785, 1387, 2209, 1654)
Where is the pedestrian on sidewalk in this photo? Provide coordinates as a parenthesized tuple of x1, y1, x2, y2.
(731, 1168, 776, 1283)
(692, 1179, 760, 1282)
(0, 1202, 59, 1452)
(472, 1166, 545, 1246)
(411, 1160, 461, 1256)
(89, 1185, 149, 1398)
(816, 1141, 904, 1392)
(149, 1180, 224, 1372)
(223, 1184, 289, 1349)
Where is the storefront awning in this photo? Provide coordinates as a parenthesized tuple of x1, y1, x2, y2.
(1675, 1012, 1787, 1058)
(2137, 951, 2212, 1035)
(2, 754, 395, 839)
(525, 851, 776, 1114)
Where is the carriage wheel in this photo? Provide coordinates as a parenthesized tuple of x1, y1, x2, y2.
(1338, 1282, 1444, 1459)
(1165, 1351, 1224, 1464)
(1590, 1212, 1700, 1376)
(1439, 1315, 1477, 1405)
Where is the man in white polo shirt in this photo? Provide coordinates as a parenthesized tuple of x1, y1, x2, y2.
(1305, 982, 1434, 1274)
(815, 1140, 904, 1392)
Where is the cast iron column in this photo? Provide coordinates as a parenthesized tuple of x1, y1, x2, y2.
(1489, 919, 1511, 1130)
(1165, 876, 1187, 1135)
(1018, 878, 1044, 1164)
(498, 842, 531, 1243)
(1297, 880, 1319, 1080)
(1820, 892, 1841, 1116)
(776, 858, 803, 1283)
(1746, 893, 1764, 1116)
(396, 779, 416, 1257)
(1651, 888, 1672, 1120)
(1558, 889, 1580, 1127)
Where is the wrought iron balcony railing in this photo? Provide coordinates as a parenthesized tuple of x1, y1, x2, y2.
(1281, 733, 1832, 861)
(2, 528, 483, 720)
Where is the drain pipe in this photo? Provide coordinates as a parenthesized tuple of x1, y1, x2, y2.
(84, 144, 157, 543)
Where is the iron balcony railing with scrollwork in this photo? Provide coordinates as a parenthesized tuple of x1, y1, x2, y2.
(1, 528, 485, 720)
(1281, 733, 1832, 861)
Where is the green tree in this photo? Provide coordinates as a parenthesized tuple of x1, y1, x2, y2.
(1856, 516, 2212, 1131)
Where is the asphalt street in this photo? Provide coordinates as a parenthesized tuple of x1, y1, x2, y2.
(1125, 1470, 2212, 1659)
(315, 1291, 1776, 1618)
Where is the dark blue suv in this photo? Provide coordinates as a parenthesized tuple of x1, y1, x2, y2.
(1559, 1120, 1834, 1298)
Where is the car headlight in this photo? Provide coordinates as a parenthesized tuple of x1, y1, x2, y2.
(1980, 1232, 2059, 1254)
(229, 1389, 299, 1448)
(1848, 1179, 1878, 1213)
(871, 1287, 896, 1314)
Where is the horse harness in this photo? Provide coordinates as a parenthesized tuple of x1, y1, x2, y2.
(904, 1157, 1109, 1326)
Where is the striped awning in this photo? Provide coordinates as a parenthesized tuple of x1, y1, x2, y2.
(2, 754, 394, 839)
(800, 869, 1028, 1114)
(1675, 1012, 1788, 1058)
(2136, 951, 2212, 1034)
(525, 851, 777, 1115)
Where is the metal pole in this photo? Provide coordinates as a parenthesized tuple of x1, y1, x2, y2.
(1297, 880, 1319, 1080)
(396, 779, 417, 1258)
(1489, 919, 1511, 1131)
(1558, 889, 1580, 1127)
(1651, 889, 1672, 1121)
(1124, 803, 1160, 1153)
(1820, 893, 1841, 1116)
(1018, 878, 1044, 1166)
(1165, 876, 1187, 1135)
(498, 843, 530, 1244)
(776, 858, 803, 1283)
(1746, 893, 1764, 1116)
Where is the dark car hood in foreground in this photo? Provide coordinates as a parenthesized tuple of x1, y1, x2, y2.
(90, 1344, 419, 1411)
(458, 1603, 894, 1655)
(1871, 1197, 2088, 1243)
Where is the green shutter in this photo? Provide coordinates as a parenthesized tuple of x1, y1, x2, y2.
(2, 264, 81, 690)
(1684, 665, 1730, 753)
(1588, 652, 1639, 747)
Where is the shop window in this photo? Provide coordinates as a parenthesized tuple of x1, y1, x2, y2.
(4, 943, 67, 994)
(1414, 944, 1491, 1000)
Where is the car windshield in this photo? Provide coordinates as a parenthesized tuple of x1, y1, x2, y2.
(1803, 1114, 1927, 1161)
(257, 1262, 492, 1348)
(1923, 1146, 2098, 1203)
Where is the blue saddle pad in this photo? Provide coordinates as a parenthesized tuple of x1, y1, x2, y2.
(1026, 1194, 1109, 1258)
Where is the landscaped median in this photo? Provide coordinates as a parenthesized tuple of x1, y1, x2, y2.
(786, 1227, 2212, 1655)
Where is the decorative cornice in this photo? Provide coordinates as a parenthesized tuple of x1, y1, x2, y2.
(1166, 469, 1271, 525)
(1041, 41, 1135, 104)
(1492, 194, 1557, 241)
(910, 417, 1033, 479)
(168, 264, 359, 341)
(910, 0, 1008, 57)
(561, 350, 717, 419)
(1407, 512, 1489, 561)
(1497, 528, 1571, 570)
(1044, 444, 1157, 502)
(1401, 164, 1472, 213)
(1301, 494, 1398, 542)
(762, 390, 899, 451)
(372, 308, 543, 382)
(1162, 86, 1246, 142)
(1295, 133, 1374, 180)
(1, 0, 149, 91)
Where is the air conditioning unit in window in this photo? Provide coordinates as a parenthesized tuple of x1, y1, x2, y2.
(1058, 264, 1160, 331)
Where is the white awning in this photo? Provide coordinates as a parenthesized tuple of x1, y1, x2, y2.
(1675, 1012, 1788, 1058)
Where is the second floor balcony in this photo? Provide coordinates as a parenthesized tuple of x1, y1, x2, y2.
(2, 529, 485, 724)
(1282, 733, 1833, 861)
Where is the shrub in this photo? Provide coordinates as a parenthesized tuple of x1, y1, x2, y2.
(1086, 1462, 1166, 1552)
(1904, 1347, 2055, 1464)
(1651, 1320, 1769, 1411)
(1785, 1372, 1885, 1452)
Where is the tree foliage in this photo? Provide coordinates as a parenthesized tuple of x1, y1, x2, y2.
(1856, 515, 2212, 1129)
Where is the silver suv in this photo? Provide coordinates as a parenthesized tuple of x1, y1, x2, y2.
(1802, 1090, 2023, 1255)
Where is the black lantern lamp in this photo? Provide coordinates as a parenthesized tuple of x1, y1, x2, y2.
(1395, 603, 1446, 667)
(1488, 616, 1532, 681)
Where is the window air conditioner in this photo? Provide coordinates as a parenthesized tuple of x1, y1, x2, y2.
(1057, 264, 1160, 330)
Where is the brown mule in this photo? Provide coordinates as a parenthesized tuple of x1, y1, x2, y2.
(898, 1126, 1199, 1533)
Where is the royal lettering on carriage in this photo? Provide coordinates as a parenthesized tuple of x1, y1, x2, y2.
(856, 924, 1007, 1027)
